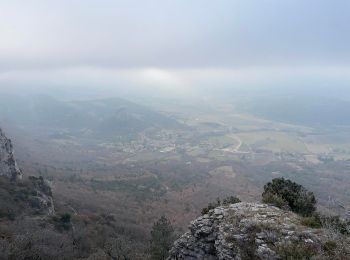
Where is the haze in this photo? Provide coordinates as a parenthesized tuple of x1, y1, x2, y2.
(1, 1, 350, 259)
(1, 0, 350, 99)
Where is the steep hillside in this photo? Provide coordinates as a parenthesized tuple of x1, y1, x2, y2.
(0, 128, 22, 180)
(0, 128, 70, 259)
(0, 128, 54, 217)
(0, 127, 149, 259)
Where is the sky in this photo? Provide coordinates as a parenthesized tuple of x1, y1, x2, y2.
(0, 0, 350, 98)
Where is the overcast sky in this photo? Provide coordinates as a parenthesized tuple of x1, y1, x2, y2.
(0, 0, 350, 97)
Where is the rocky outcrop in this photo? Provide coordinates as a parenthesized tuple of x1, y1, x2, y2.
(0, 127, 54, 215)
(168, 203, 331, 260)
(0, 128, 22, 180)
(28, 176, 55, 215)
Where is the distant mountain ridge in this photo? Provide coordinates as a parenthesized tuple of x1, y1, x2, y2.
(0, 95, 181, 138)
(240, 95, 350, 127)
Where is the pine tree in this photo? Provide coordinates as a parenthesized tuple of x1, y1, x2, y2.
(150, 216, 174, 260)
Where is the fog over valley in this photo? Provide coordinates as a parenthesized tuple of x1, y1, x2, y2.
(1, 1, 350, 259)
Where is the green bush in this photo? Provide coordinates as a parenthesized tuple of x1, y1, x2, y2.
(319, 214, 350, 235)
(301, 212, 350, 235)
(149, 216, 174, 260)
(301, 215, 322, 229)
(201, 196, 241, 215)
(323, 240, 337, 253)
(262, 178, 316, 217)
(0, 208, 16, 220)
(222, 196, 241, 205)
(261, 192, 288, 209)
(60, 213, 71, 224)
(52, 213, 71, 231)
(201, 202, 217, 215)
(276, 241, 318, 260)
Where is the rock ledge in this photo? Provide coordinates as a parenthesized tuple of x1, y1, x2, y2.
(168, 202, 328, 260)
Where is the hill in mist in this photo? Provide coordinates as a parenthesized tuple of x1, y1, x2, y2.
(240, 95, 350, 127)
(0, 94, 181, 139)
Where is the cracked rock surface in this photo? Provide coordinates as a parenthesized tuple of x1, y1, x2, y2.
(0, 128, 22, 180)
(168, 202, 328, 260)
(0, 127, 54, 214)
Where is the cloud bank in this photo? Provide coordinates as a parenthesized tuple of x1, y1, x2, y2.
(0, 0, 349, 96)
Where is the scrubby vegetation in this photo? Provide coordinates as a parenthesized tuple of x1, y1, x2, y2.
(276, 241, 319, 260)
(262, 178, 350, 234)
(262, 178, 316, 216)
(201, 196, 241, 215)
(302, 213, 350, 235)
(260, 178, 350, 259)
(0, 176, 51, 219)
(149, 216, 174, 260)
(52, 213, 72, 231)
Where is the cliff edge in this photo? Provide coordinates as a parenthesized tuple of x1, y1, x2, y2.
(168, 202, 348, 260)
(0, 128, 22, 180)
(0, 127, 54, 215)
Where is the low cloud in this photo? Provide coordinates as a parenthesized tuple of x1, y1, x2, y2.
(0, 0, 349, 71)
(1, 66, 350, 99)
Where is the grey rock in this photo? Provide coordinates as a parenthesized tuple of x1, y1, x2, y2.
(0, 128, 22, 180)
(0, 127, 54, 215)
(28, 176, 55, 215)
(168, 203, 328, 260)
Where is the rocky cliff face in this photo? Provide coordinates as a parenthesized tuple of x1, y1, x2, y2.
(0, 128, 22, 180)
(27, 176, 55, 215)
(168, 202, 333, 260)
(0, 127, 54, 215)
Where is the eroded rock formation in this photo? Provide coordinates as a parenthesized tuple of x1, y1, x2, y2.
(0, 128, 22, 180)
(0, 127, 54, 215)
(168, 202, 332, 260)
